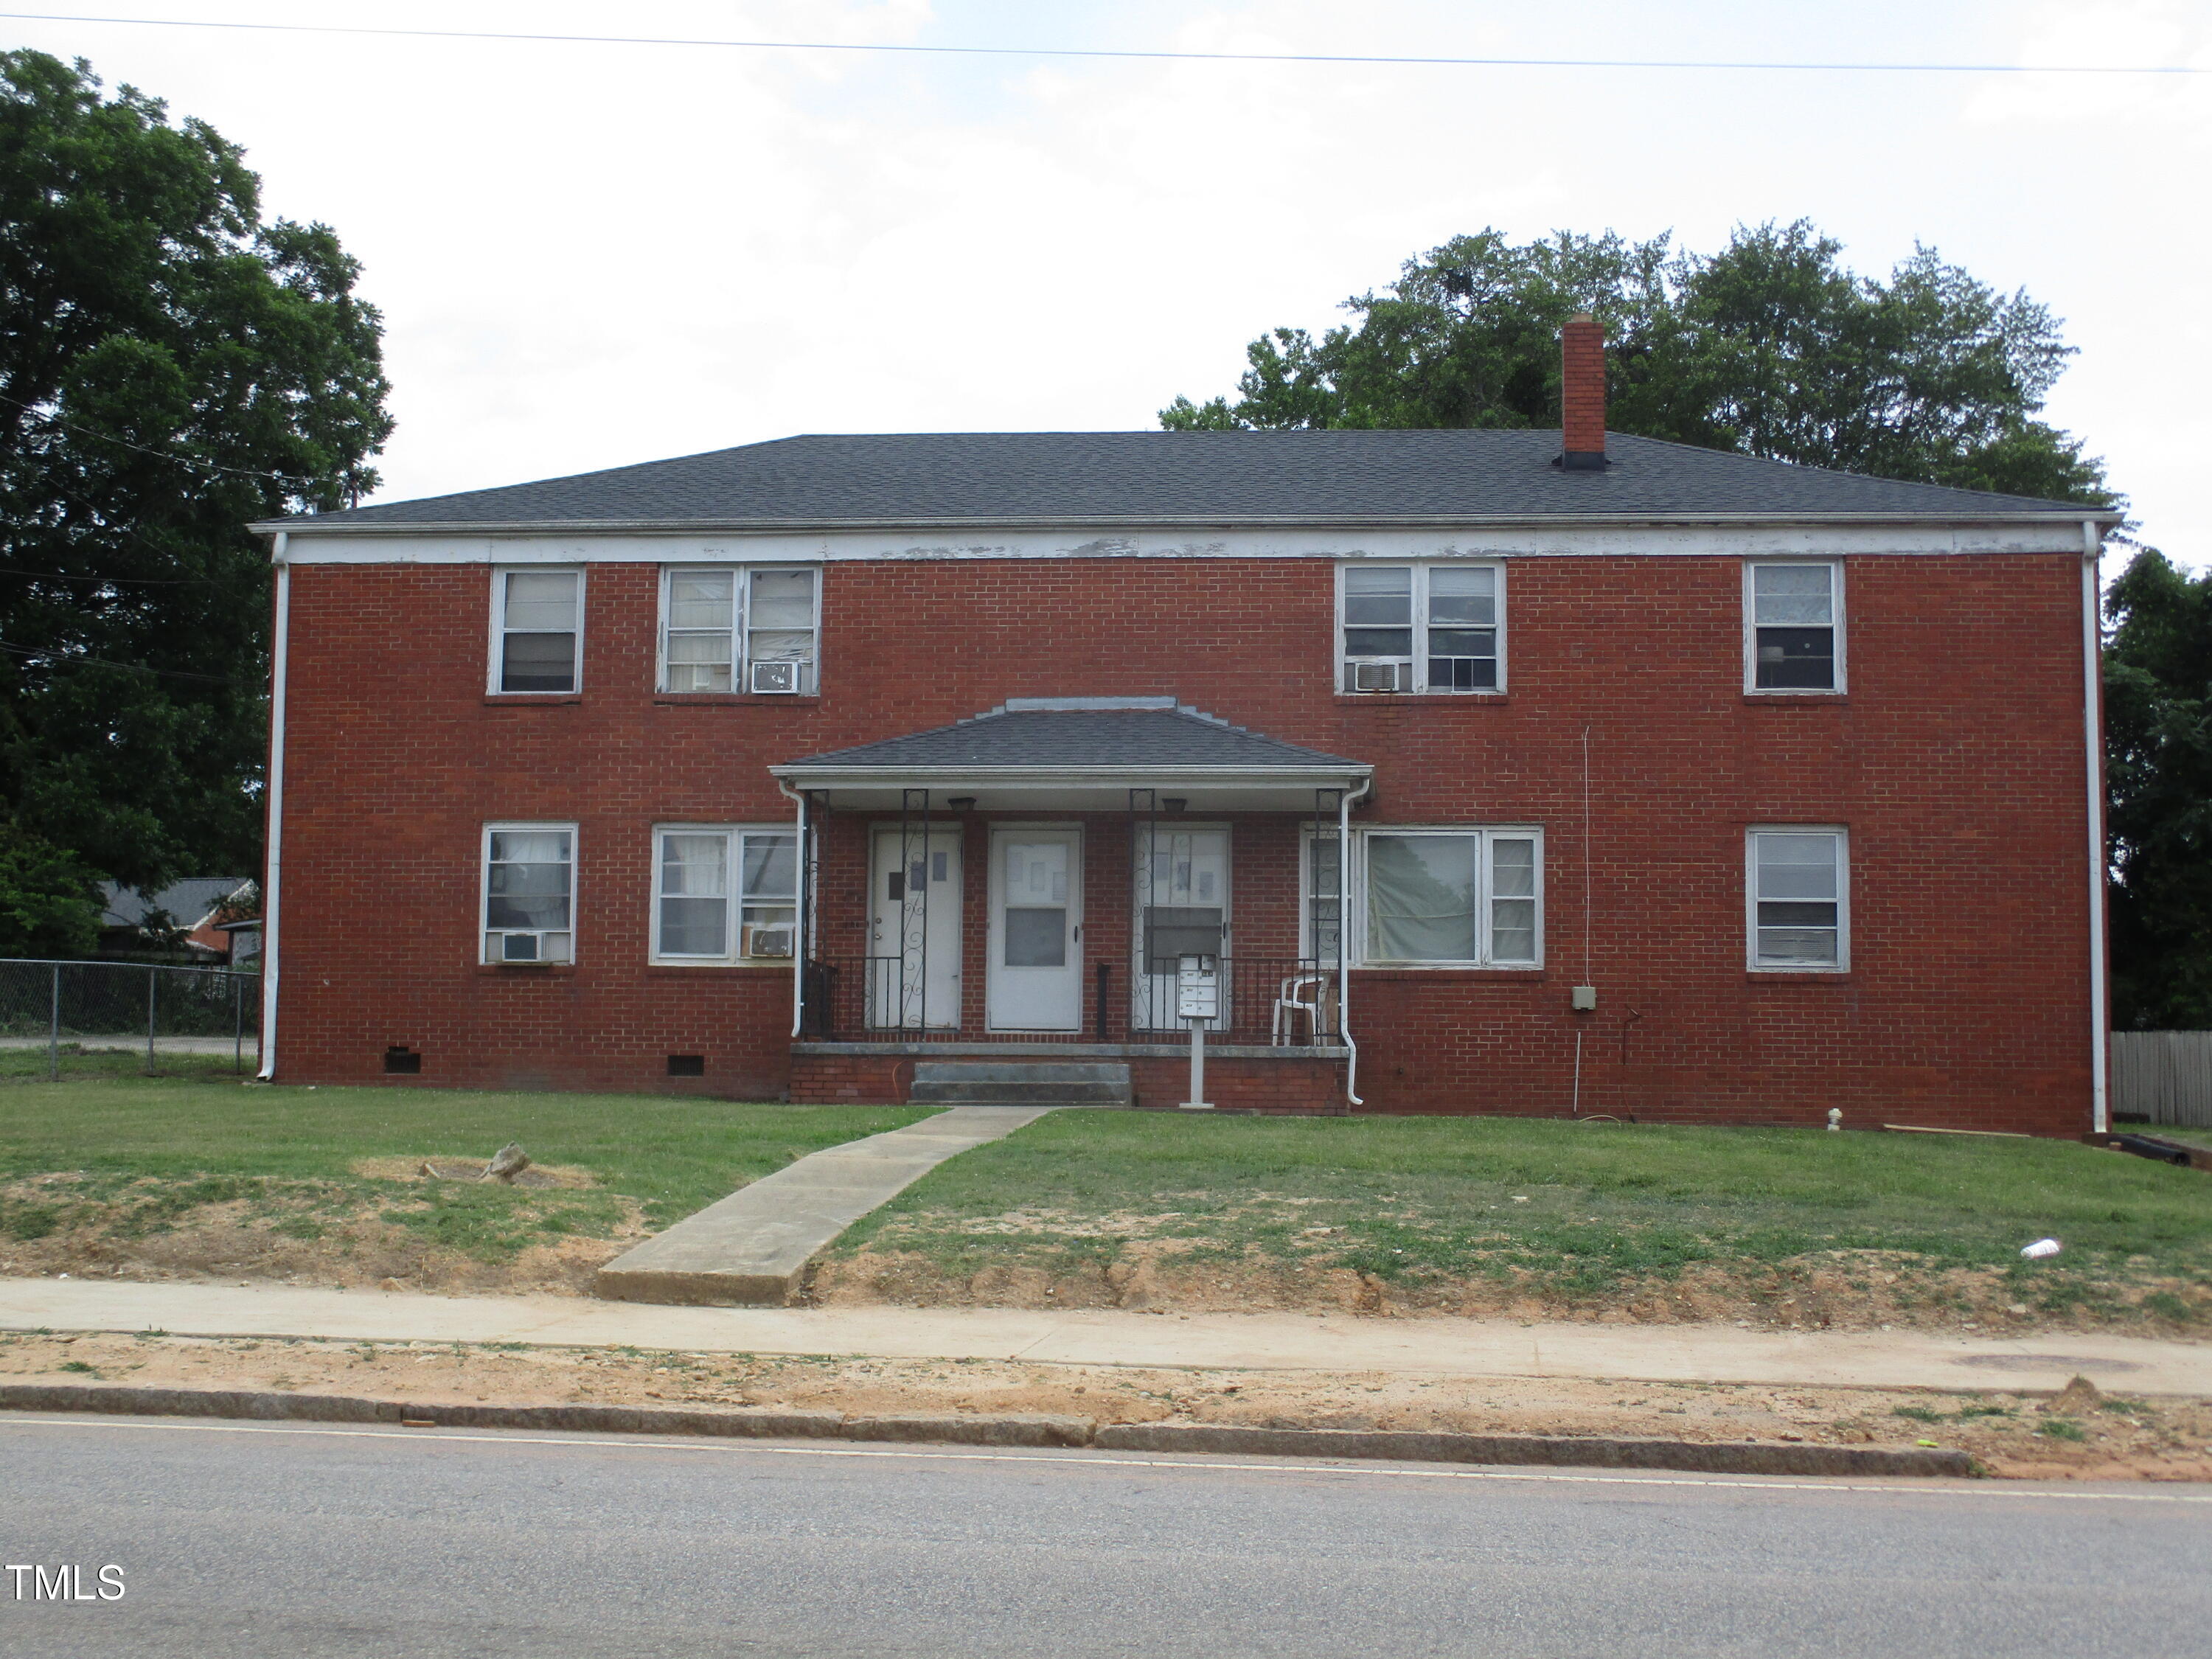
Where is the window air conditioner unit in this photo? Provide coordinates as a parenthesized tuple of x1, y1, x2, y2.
(750, 659, 801, 695)
(500, 933, 541, 962)
(1351, 661, 1408, 692)
(744, 924, 796, 959)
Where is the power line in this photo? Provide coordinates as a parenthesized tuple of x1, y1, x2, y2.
(0, 638, 242, 684)
(0, 563, 219, 585)
(0, 13, 2203, 75)
(0, 391, 302, 487)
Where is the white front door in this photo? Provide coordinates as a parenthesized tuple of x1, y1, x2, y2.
(1135, 827, 1230, 1030)
(870, 828, 961, 1029)
(988, 827, 1083, 1032)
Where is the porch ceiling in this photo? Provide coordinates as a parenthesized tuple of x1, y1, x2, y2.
(771, 697, 1371, 813)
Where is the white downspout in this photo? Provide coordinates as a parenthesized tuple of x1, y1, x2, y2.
(2082, 520, 2109, 1135)
(257, 537, 290, 1079)
(1340, 774, 1372, 1107)
(777, 779, 808, 1037)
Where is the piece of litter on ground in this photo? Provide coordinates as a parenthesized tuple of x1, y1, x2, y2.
(2020, 1238, 2062, 1259)
(1512, 1195, 1529, 1203)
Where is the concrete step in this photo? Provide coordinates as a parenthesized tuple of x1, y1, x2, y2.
(910, 1060, 1132, 1107)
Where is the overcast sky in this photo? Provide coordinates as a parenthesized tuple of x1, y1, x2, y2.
(7, 1, 2208, 561)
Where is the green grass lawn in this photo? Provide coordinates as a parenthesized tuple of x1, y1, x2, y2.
(837, 1112, 2212, 1311)
(0, 1068, 928, 1261)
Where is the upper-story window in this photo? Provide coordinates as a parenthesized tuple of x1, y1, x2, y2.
(491, 568, 583, 694)
(1339, 563, 1503, 694)
(658, 566, 820, 694)
(1745, 562, 1843, 692)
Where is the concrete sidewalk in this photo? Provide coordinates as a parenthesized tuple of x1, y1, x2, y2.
(594, 1105, 1053, 1306)
(4, 1277, 2206, 1394)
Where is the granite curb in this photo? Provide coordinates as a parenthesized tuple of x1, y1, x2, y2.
(0, 1382, 1978, 1476)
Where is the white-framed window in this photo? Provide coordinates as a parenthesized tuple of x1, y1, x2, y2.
(1747, 827, 1848, 970)
(481, 824, 575, 963)
(1745, 562, 1843, 692)
(1304, 827, 1543, 966)
(650, 825, 799, 964)
(490, 568, 583, 694)
(1302, 830, 1343, 965)
(1338, 562, 1504, 694)
(657, 566, 820, 694)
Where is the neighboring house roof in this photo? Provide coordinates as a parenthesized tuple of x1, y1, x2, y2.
(100, 877, 253, 932)
(256, 431, 2117, 534)
(776, 699, 1366, 776)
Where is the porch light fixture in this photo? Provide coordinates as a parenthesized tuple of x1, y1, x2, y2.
(1162, 797, 1189, 813)
(947, 796, 977, 813)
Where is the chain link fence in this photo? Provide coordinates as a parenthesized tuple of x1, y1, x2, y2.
(0, 958, 262, 1077)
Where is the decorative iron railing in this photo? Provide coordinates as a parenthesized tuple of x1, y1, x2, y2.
(799, 956, 1338, 1047)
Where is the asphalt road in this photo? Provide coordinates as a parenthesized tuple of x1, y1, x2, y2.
(4, 1414, 2208, 1658)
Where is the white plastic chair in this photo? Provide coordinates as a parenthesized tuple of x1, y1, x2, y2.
(1272, 973, 1329, 1046)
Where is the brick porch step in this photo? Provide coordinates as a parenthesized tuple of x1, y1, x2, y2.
(908, 1060, 1133, 1107)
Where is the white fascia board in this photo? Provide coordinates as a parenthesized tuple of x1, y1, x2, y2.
(270, 519, 2101, 565)
(768, 765, 1371, 789)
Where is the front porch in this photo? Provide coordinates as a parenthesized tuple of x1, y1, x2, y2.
(771, 697, 1371, 1110)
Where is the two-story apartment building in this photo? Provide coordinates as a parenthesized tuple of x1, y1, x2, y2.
(254, 324, 2120, 1133)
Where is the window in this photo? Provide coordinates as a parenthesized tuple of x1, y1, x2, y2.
(482, 824, 574, 963)
(1307, 827, 1540, 965)
(651, 826, 799, 963)
(492, 568, 582, 693)
(1746, 563, 1842, 692)
(658, 566, 819, 694)
(1339, 563, 1503, 693)
(1304, 832, 1342, 964)
(1748, 829, 1848, 970)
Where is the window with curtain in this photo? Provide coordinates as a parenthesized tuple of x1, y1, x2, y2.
(652, 827, 799, 962)
(1749, 829, 1847, 968)
(662, 569, 736, 691)
(1359, 829, 1541, 965)
(482, 825, 574, 962)
(657, 566, 819, 693)
(1747, 563, 1841, 691)
(494, 569, 582, 692)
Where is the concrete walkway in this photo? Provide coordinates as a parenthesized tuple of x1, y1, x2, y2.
(4, 1278, 2207, 1394)
(594, 1105, 1053, 1306)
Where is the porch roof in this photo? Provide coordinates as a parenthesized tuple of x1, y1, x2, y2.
(771, 698, 1371, 812)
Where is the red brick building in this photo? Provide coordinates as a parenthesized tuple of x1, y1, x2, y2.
(254, 347, 2120, 1133)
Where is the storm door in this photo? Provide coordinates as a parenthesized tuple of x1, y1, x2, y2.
(869, 828, 961, 1029)
(987, 827, 1084, 1032)
(1134, 827, 1230, 1031)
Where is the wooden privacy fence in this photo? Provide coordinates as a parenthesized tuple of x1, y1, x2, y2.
(2111, 1032, 2212, 1128)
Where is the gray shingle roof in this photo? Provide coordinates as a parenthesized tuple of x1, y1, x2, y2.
(100, 877, 252, 930)
(268, 431, 2110, 532)
(776, 701, 1366, 773)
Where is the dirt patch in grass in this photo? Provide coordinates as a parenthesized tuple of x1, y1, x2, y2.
(0, 1169, 647, 1295)
(813, 1230, 2212, 1338)
(349, 1157, 601, 1189)
(5, 1328, 2207, 1482)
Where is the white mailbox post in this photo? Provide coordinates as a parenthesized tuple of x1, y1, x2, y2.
(1177, 953, 1219, 1110)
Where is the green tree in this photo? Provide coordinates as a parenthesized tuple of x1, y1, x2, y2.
(2104, 549, 2212, 1029)
(1163, 220, 2115, 508)
(1, 49, 391, 936)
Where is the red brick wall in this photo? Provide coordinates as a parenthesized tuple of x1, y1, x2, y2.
(271, 552, 2096, 1133)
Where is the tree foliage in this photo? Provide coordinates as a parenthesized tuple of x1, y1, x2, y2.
(2105, 549, 2212, 1030)
(1162, 221, 2114, 507)
(0, 49, 391, 936)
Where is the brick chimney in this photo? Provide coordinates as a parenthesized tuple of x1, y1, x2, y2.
(1559, 312, 1607, 470)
